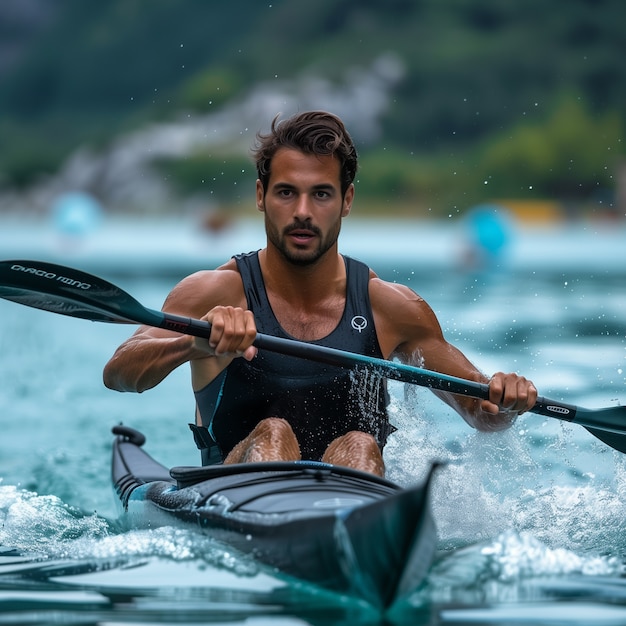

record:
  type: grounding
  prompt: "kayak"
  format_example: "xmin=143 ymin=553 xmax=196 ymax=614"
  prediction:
xmin=111 ymin=425 xmax=439 ymax=609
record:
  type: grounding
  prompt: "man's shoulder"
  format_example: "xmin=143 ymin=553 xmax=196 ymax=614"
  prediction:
xmin=180 ymin=261 xmax=241 ymax=287
xmin=369 ymin=276 xmax=441 ymax=356
xmin=368 ymin=275 xmax=420 ymax=302
xmin=369 ymin=277 xmax=431 ymax=322
xmin=165 ymin=263 xmax=246 ymax=314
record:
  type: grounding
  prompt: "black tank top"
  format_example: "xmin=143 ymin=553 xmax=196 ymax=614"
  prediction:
xmin=194 ymin=251 xmax=391 ymax=462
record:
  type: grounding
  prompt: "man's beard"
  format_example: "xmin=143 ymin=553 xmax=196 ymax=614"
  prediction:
xmin=265 ymin=216 xmax=341 ymax=266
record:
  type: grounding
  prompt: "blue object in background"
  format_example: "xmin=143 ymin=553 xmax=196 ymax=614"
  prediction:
xmin=462 ymin=203 xmax=514 ymax=268
xmin=51 ymin=191 xmax=103 ymax=237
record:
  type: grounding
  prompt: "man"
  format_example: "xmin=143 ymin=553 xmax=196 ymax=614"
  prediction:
xmin=103 ymin=110 xmax=537 ymax=477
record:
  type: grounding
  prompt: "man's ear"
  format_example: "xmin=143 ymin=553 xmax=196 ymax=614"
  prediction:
xmin=256 ymin=180 xmax=265 ymax=212
xmin=342 ymin=183 xmax=354 ymax=217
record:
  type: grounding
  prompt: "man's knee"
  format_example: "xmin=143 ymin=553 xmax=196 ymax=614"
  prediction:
xmin=253 ymin=417 xmax=296 ymax=439
xmin=335 ymin=430 xmax=380 ymax=452
xmin=322 ymin=430 xmax=384 ymax=476
xmin=231 ymin=417 xmax=300 ymax=463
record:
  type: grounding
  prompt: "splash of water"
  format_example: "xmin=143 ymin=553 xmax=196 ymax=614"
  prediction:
xmin=405 ymin=529 xmax=624 ymax=613
xmin=0 ymin=484 xmax=109 ymax=553
xmin=382 ymin=381 xmax=626 ymax=560
xmin=0 ymin=483 xmax=258 ymax=576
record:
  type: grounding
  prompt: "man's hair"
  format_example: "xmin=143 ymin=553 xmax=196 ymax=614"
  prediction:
xmin=253 ymin=111 xmax=358 ymax=197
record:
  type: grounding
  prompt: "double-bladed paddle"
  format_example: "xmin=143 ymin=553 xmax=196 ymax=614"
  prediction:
xmin=1 ymin=259 xmax=625 ymax=453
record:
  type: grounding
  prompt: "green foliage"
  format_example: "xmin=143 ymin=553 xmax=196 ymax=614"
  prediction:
xmin=0 ymin=120 xmax=68 ymax=188
xmin=0 ymin=140 xmax=60 ymax=189
xmin=153 ymin=152 xmax=254 ymax=203
xmin=179 ymin=68 xmax=242 ymax=112
xmin=356 ymin=149 xmax=447 ymax=209
xmin=477 ymin=96 xmax=623 ymax=199
xmin=0 ymin=0 xmax=624 ymax=212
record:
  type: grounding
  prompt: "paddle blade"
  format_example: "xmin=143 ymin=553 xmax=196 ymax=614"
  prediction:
xmin=584 ymin=427 xmax=626 ymax=454
xmin=0 ymin=260 xmax=161 ymax=325
xmin=571 ymin=405 xmax=626 ymax=453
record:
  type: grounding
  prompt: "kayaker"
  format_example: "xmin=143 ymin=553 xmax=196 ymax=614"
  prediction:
xmin=103 ymin=110 xmax=537 ymax=476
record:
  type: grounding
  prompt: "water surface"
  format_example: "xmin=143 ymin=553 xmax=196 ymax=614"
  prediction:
xmin=1 ymin=218 xmax=626 ymax=624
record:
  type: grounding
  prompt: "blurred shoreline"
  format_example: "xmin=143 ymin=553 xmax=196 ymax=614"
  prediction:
xmin=1 ymin=215 xmax=624 ymax=278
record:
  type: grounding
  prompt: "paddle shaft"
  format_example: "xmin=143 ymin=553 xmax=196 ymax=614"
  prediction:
xmin=1 ymin=259 xmax=625 ymax=449
xmin=157 ymin=310 xmax=582 ymax=425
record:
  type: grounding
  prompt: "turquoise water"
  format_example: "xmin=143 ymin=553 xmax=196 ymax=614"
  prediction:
xmin=1 ymin=219 xmax=626 ymax=624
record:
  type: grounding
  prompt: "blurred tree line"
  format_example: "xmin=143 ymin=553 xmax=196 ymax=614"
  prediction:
xmin=0 ymin=0 xmax=623 ymax=216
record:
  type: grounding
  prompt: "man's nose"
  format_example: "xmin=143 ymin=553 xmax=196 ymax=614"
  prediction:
xmin=293 ymin=195 xmax=313 ymax=220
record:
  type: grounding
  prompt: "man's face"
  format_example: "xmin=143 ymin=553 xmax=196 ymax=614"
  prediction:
xmin=257 ymin=148 xmax=353 ymax=266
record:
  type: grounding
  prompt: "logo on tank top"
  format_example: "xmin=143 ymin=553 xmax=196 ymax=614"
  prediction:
xmin=351 ymin=315 xmax=368 ymax=332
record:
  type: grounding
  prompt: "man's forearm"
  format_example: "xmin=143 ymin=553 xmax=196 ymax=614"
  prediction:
xmin=103 ymin=335 xmax=193 ymax=393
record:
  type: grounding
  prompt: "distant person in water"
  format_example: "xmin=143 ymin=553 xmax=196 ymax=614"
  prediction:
xmin=103 ymin=110 xmax=537 ymax=477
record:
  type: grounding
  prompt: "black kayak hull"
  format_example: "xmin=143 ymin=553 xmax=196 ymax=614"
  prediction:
xmin=111 ymin=425 xmax=438 ymax=609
